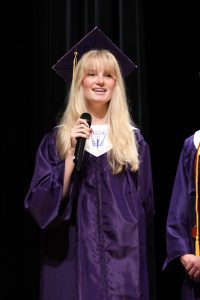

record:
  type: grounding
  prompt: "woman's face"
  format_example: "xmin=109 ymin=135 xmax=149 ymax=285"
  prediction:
xmin=82 ymin=66 xmax=116 ymax=106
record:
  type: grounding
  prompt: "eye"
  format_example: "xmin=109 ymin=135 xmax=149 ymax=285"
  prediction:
xmin=104 ymin=73 xmax=113 ymax=78
xmin=87 ymin=71 xmax=96 ymax=76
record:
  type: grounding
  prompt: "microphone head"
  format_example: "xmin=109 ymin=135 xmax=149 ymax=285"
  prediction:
xmin=80 ymin=112 xmax=92 ymax=127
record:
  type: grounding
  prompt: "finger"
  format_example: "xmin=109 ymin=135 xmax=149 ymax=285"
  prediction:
xmin=71 ymin=129 xmax=90 ymax=141
xmin=185 ymin=263 xmax=194 ymax=271
xmin=188 ymin=266 xmax=196 ymax=276
xmin=71 ymin=138 xmax=77 ymax=148
xmin=76 ymin=118 xmax=90 ymax=127
xmin=190 ymin=272 xmax=200 ymax=281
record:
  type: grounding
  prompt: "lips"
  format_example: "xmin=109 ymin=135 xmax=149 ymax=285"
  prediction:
xmin=93 ymin=88 xmax=106 ymax=92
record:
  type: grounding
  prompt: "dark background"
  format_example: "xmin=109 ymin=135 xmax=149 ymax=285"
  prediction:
xmin=2 ymin=1 xmax=199 ymax=299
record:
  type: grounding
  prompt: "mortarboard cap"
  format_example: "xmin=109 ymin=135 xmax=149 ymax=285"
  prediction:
xmin=52 ymin=26 xmax=137 ymax=83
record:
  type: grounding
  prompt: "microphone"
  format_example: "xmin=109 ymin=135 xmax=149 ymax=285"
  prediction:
xmin=73 ymin=112 xmax=92 ymax=171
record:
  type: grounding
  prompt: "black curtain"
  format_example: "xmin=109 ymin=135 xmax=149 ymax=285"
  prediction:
xmin=2 ymin=1 xmax=199 ymax=299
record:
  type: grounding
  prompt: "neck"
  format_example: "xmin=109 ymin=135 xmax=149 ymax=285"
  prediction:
xmin=91 ymin=114 xmax=108 ymax=125
xmin=87 ymin=103 xmax=109 ymax=125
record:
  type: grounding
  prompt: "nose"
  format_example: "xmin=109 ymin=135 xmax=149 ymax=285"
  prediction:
xmin=96 ymin=74 xmax=104 ymax=85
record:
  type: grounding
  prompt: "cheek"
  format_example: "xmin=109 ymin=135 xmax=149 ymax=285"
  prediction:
xmin=82 ymin=77 xmax=92 ymax=88
xmin=109 ymin=81 xmax=116 ymax=92
xmin=82 ymin=79 xmax=92 ymax=97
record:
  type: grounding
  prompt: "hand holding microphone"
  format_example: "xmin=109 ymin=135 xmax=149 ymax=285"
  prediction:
xmin=71 ymin=113 xmax=92 ymax=171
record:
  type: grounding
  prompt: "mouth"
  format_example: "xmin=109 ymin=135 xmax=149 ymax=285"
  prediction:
xmin=93 ymin=88 xmax=107 ymax=94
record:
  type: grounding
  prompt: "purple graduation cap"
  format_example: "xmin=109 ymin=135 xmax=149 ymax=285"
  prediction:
xmin=52 ymin=26 xmax=137 ymax=83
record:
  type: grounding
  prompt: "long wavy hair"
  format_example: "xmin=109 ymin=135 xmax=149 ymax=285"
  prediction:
xmin=56 ymin=49 xmax=139 ymax=174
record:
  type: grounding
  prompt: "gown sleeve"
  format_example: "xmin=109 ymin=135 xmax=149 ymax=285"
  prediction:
xmin=135 ymin=130 xmax=155 ymax=223
xmin=24 ymin=130 xmax=72 ymax=229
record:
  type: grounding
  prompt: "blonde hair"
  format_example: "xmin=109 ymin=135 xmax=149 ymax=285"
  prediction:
xmin=56 ymin=49 xmax=139 ymax=174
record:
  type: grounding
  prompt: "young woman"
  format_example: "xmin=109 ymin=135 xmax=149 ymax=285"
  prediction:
xmin=24 ymin=28 xmax=154 ymax=300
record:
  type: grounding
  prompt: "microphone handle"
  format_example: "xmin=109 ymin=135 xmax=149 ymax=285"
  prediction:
xmin=73 ymin=137 xmax=86 ymax=171
xmin=73 ymin=112 xmax=92 ymax=171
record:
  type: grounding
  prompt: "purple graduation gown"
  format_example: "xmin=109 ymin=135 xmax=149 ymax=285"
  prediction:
xmin=163 ymin=134 xmax=200 ymax=300
xmin=24 ymin=128 xmax=154 ymax=300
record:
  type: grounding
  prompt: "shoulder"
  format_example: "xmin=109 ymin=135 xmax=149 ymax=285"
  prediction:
xmin=181 ymin=131 xmax=199 ymax=168
xmin=39 ymin=127 xmax=57 ymax=148
xmin=131 ymin=126 xmax=146 ymax=145
xmin=182 ymin=131 xmax=198 ymax=155
xmin=37 ymin=127 xmax=59 ymax=160
xmin=193 ymin=129 xmax=200 ymax=149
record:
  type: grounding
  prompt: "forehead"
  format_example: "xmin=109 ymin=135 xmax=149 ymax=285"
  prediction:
xmin=84 ymin=56 xmax=115 ymax=72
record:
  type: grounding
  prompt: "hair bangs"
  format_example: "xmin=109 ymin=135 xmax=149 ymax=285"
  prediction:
xmin=82 ymin=50 xmax=117 ymax=78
